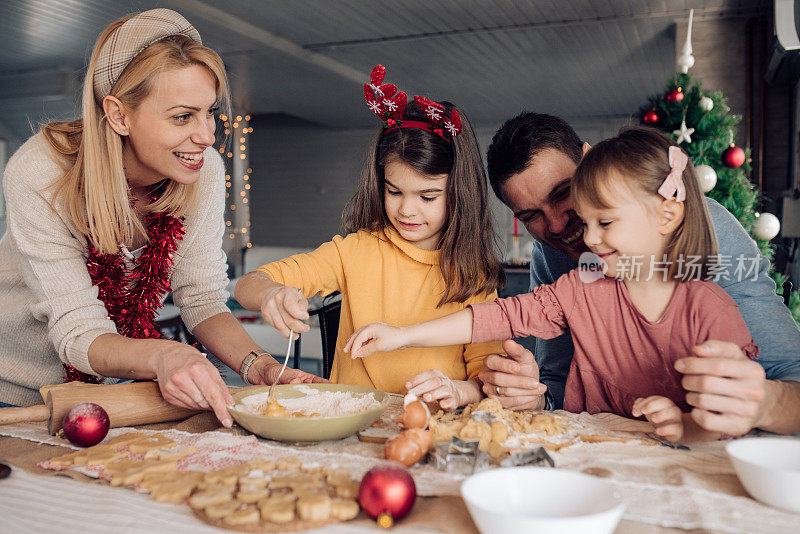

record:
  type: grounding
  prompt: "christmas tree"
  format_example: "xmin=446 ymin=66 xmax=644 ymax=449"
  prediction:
xmin=638 ymin=71 xmax=800 ymax=325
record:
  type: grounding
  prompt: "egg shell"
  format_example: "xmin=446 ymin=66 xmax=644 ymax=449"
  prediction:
xmin=403 ymin=393 xmax=419 ymax=408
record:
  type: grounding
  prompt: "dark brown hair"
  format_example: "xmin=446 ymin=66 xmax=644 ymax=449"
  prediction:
xmin=572 ymin=126 xmax=718 ymax=281
xmin=342 ymin=100 xmax=505 ymax=306
xmin=486 ymin=112 xmax=583 ymax=204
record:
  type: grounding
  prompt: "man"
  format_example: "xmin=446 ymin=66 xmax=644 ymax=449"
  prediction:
xmin=477 ymin=112 xmax=800 ymax=436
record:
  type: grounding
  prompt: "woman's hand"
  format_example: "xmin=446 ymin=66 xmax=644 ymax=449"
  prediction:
xmin=259 ymin=285 xmax=310 ymax=339
xmin=406 ymin=370 xmax=479 ymax=410
xmin=476 ymin=340 xmax=547 ymax=410
xmin=632 ymin=395 xmax=683 ymax=442
xmin=345 ymin=322 xmax=409 ymax=358
xmin=247 ymin=356 xmax=328 ymax=385
xmin=148 ymin=340 xmax=235 ymax=427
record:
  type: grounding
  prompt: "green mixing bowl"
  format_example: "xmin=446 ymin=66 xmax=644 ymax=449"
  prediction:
xmin=228 ymin=383 xmax=390 ymax=442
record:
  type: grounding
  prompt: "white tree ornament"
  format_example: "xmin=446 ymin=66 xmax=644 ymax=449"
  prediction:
xmin=699 ymin=96 xmax=714 ymax=111
xmin=673 ymin=119 xmax=695 ymax=144
xmin=753 ymin=212 xmax=781 ymax=240
xmin=676 ymin=9 xmax=695 ymax=73
xmin=695 ymin=164 xmax=717 ymax=192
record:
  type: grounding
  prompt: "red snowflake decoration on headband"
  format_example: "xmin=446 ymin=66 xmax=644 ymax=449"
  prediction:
xmin=414 ymin=96 xmax=463 ymax=138
xmin=364 ymin=64 xmax=462 ymax=141
xmin=416 ymin=96 xmax=445 ymax=122
xmin=364 ymin=65 xmax=407 ymax=125
xmin=443 ymin=110 xmax=462 ymax=137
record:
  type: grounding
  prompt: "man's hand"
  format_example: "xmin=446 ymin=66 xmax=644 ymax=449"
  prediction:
xmin=676 ymin=340 xmax=766 ymax=436
xmin=477 ymin=340 xmax=547 ymax=410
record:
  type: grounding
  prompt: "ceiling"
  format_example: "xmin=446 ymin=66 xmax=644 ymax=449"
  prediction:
xmin=0 ymin=0 xmax=772 ymax=143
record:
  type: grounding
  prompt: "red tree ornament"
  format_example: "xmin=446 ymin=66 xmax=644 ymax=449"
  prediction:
xmin=62 ymin=403 xmax=110 ymax=447
xmin=643 ymin=110 xmax=659 ymax=125
xmin=359 ymin=464 xmax=417 ymax=527
xmin=666 ymin=87 xmax=684 ymax=103
xmin=722 ymin=144 xmax=745 ymax=168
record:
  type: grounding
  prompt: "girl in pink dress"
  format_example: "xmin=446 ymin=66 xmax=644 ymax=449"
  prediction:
xmin=345 ymin=127 xmax=758 ymax=443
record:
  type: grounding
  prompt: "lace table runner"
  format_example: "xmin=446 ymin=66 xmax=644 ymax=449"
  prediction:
xmin=2 ymin=409 xmax=798 ymax=533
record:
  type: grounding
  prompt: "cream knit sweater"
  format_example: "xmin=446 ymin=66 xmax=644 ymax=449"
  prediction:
xmin=0 ymin=134 xmax=231 ymax=406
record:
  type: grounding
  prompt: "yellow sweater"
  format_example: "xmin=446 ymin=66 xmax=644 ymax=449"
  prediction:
xmin=257 ymin=227 xmax=503 ymax=394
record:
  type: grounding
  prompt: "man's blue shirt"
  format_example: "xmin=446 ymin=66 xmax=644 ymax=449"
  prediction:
xmin=529 ymin=197 xmax=800 ymax=409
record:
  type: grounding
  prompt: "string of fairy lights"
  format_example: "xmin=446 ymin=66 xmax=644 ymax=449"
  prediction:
xmin=218 ymin=112 xmax=253 ymax=266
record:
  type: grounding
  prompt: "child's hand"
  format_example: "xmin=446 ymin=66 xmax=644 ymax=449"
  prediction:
xmin=406 ymin=370 xmax=463 ymax=410
xmin=259 ymin=286 xmax=309 ymax=339
xmin=632 ymin=396 xmax=684 ymax=442
xmin=345 ymin=322 xmax=408 ymax=358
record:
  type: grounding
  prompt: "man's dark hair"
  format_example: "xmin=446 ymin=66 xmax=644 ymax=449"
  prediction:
xmin=486 ymin=112 xmax=582 ymax=204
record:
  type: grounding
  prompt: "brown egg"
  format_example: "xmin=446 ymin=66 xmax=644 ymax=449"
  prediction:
xmin=405 ymin=428 xmax=433 ymax=450
xmin=401 ymin=400 xmax=430 ymax=430
xmin=384 ymin=429 xmax=432 ymax=467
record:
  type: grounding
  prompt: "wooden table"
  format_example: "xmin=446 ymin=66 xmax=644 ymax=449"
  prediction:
xmin=0 ymin=432 xmax=691 ymax=534
xmin=1 ymin=406 xmax=796 ymax=534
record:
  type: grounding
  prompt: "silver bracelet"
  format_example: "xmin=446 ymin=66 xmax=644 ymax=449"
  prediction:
xmin=239 ymin=349 xmax=270 ymax=385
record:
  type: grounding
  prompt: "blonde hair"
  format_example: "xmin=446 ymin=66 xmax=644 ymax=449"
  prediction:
xmin=572 ymin=126 xmax=718 ymax=281
xmin=42 ymin=15 xmax=230 ymax=254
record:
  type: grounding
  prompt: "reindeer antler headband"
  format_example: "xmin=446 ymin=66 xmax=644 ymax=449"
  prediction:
xmin=363 ymin=65 xmax=462 ymax=142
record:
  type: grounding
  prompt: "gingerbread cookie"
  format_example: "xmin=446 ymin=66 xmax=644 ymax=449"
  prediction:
xmin=189 ymin=486 xmax=237 ymax=508
xmin=222 ymin=505 xmax=260 ymax=526
xmin=141 ymin=471 xmax=203 ymax=502
xmin=127 ymin=435 xmax=177 ymax=454
xmin=296 ymin=495 xmax=331 ymax=522
xmin=259 ymin=502 xmax=295 ymax=523
xmin=330 ymin=498 xmax=360 ymax=521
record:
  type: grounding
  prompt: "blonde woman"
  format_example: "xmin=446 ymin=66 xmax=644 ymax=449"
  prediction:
xmin=0 ymin=9 xmax=323 ymax=421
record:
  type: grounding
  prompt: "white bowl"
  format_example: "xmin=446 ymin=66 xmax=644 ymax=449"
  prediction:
xmin=726 ymin=437 xmax=800 ymax=513
xmin=461 ymin=467 xmax=626 ymax=534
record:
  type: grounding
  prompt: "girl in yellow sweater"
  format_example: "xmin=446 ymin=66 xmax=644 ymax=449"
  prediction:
xmin=235 ymin=65 xmax=505 ymax=408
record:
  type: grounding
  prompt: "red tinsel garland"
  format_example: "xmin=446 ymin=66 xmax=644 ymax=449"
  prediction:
xmin=62 ymin=210 xmax=185 ymax=383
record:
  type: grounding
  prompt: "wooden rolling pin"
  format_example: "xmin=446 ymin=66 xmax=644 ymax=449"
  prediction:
xmin=0 ymin=381 xmax=258 ymax=435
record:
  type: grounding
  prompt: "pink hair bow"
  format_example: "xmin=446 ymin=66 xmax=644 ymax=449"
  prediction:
xmin=658 ymin=146 xmax=688 ymax=202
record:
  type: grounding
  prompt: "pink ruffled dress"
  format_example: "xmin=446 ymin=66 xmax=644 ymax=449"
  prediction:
xmin=471 ymin=269 xmax=758 ymax=418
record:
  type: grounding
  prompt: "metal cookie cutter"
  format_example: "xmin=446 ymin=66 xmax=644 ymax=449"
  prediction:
xmin=500 ymin=447 xmax=555 ymax=468
xmin=645 ymin=433 xmax=690 ymax=451
xmin=450 ymin=435 xmax=479 ymax=454
xmin=430 ymin=436 xmax=491 ymax=474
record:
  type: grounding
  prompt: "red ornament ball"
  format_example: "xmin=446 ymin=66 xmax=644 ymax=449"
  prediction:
xmin=359 ymin=464 xmax=417 ymax=527
xmin=722 ymin=144 xmax=746 ymax=168
xmin=666 ymin=88 xmax=684 ymax=103
xmin=643 ymin=110 xmax=659 ymax=125
xmin=62 ymin=402 xmax=110 ymax=447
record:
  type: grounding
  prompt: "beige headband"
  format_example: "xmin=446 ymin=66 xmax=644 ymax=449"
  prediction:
xmin=93 ymin=8 xmax=201 ymax=101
